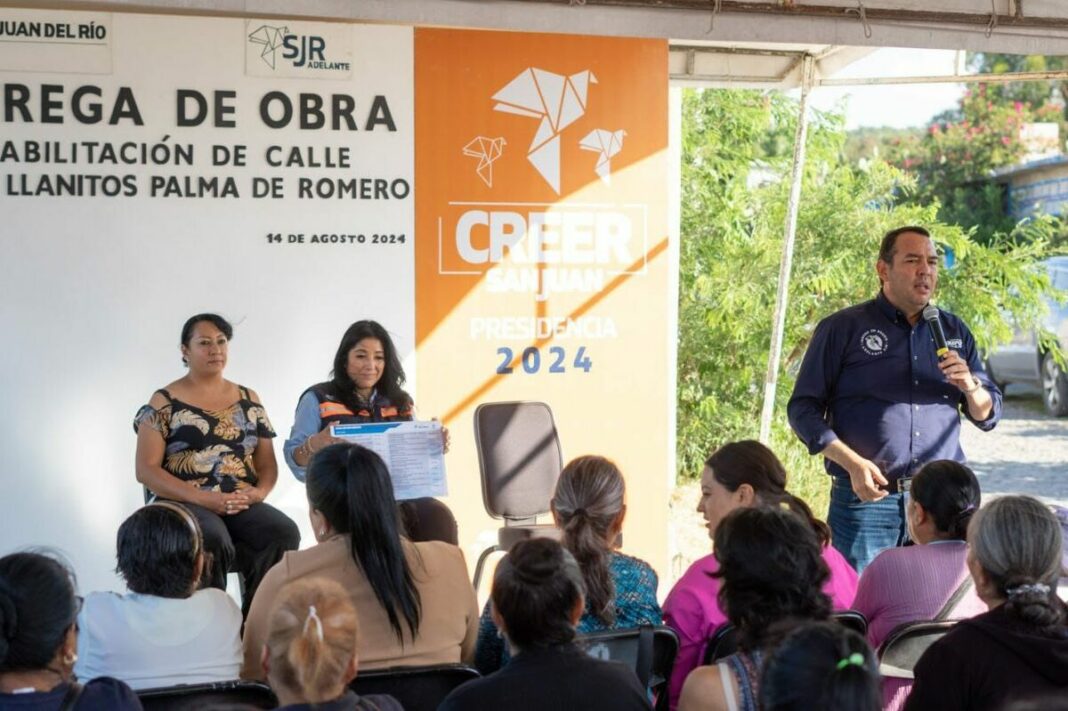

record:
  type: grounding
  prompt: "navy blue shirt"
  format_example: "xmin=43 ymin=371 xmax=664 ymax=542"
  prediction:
xmin=787 ymin=292 xmax=1002 ymax=483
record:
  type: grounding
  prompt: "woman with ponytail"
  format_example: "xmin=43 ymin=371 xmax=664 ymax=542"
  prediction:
xmin=907 ymin=495 xmax=1068 ymax=710
xmin=263 ymin=578 xmax=401 ymax=710
xmin=853 ymin=459 xmax=986 ymax=710
xmin=760 ymin=621 xmax=880 ymax=711
xmin=663 ymin=440 xmax=858 ymax=710
xmin=242 ymin=443 xmax=478 ymax=680
xmin=0 ymin=552 xmax=141 ymax=710
xmin=474 ymin=455 xmax=661 ymax=674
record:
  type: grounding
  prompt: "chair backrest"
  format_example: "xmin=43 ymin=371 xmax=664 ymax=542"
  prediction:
xmin=350 ymin=663 xmax=480 ymax=711
xmin=474 ymin=401 xmax=563 ymax=521
xmin=702 ymin=611 xmax=869 ymax=665
xmin=832 ymin=609 xmax=868 ymax=636
xmin=703 ymin=622 xmax=739 ymax=665
xmin=137 ymin=680 xmax=277 ymax=710
xmin=877 ymin=620 xmax=958 ymax=680
xmin=578 ymin=625 xmax=680 ymax=711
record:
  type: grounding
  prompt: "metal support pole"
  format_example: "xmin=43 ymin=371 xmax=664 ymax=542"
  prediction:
xmin=758 ymin=54 xmax=814 ymax=444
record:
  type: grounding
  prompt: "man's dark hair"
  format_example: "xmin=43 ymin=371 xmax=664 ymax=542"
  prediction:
xmin=116 ymin=504 xmax=202 ymax=598
xmin=491 ymin=538 xmax=585 ymax=651
xmin=879 ymin=225 xmax=931 ymax=265
xmin=712 ymin=506 xmax=832 ymax=651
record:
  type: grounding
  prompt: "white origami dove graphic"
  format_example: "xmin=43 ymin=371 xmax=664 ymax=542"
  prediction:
xmin=579 ymin=129 xmax=626 ymax=184
xmin=248 ymin=25 xmax=289 ymax=69
xmin=462 ymin=136 xmax=507 ymax=187
xmin=492 ymin=68 xmax=597 ymax=194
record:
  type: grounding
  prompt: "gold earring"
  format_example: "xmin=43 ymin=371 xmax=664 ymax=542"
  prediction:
xmin=63 ymin=652 xmax=78 ymax=666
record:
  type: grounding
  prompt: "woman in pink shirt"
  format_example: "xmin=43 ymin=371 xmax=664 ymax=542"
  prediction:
xmin=663 ymin=440 xmax=858 ymax=710
xmin=853 ymin=459 xmax=985 ymax=711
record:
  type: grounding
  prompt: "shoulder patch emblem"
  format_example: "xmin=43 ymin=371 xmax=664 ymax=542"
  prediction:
xmin=860 ymin=329 xmax=889 ymax=356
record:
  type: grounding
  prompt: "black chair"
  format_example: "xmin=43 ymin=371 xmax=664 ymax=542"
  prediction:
xmin=137 ymin=680 xmax=277 ymax=710
xmin=350 ymin=663 xmax=480 ymax=711
xmin=471 ymin=401 xmax=564 ymax=590
xmin=703 ymin=610 xmax=869 ymax=665
xmin=577 ymin=625 xmax=680 ymax=711
xmin=832 ymin=609 xmax=868 ymax=637
xmin=877 ymin=620 xmax=957 ymax=679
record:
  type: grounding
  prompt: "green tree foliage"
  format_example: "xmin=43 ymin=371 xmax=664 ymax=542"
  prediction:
xmin=878 ymin=85 xmax=1049 ymax=244
xmin=967 ymin=53 xmax=1068 ymax=120
xmin=678 ymin=89 xmax=1062 ymax=507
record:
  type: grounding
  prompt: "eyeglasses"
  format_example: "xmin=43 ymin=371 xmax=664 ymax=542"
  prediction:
xmin=897 ymin=477 xmax=913 ymax=494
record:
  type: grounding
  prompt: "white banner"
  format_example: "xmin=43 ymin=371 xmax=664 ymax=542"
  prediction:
xmin=0 ymin=11 xmax=414 ymax=592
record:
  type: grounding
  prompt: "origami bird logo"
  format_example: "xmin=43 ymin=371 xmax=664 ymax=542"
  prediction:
xmin=492 ymin=68 xmax=597 ymax=194
xmin=462 ymin=136 xmax=507 ymax=187
xmin=248 ymin=25 xmax=289 ymax=69
xmin=579 ymin=129 xmax=626 ymax=185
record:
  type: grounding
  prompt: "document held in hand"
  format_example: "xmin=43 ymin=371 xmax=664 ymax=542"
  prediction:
xmin=330 ymin=420 xmax=447 ymax=499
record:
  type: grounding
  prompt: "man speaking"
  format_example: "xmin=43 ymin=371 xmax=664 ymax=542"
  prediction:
xmin=788 ymin=226 xmax=1001 ymax=571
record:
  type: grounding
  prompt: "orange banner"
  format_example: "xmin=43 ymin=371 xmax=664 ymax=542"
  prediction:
xmin=414 ymin=28 xmax=670 ymax=589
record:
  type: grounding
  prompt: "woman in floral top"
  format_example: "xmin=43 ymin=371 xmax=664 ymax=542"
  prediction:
xmin=134 ymin=313 xmax=299 ymax=616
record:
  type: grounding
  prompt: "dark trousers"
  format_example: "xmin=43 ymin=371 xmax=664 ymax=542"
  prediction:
xmin=175 ymin=500 xmax=300 ymax=618
xmin=399 ymin=497 xmax=458 ymax=545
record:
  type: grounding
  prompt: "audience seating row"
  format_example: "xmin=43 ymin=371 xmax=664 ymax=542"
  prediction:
xmin=135 ymin=625 xmax=680 ymax=711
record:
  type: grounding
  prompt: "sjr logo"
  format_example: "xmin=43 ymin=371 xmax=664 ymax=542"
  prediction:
xmin=248 ymin=25 xmax=327 ymax=69
xmin=283 ymin=34 xmax=325 ymax=67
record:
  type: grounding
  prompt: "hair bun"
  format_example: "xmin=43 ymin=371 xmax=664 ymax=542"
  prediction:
xmin=510 ymin=539 xmax=563 ymax=586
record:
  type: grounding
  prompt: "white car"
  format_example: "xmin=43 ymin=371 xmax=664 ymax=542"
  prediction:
xmin=984 ymin=256 xmax=1068 ymax=416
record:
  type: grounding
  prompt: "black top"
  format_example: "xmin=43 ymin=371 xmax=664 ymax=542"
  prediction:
xmin=906 ymin=602 xmax=1068 ymax=711
xmin=0 ymin=678 xmax=142 ymax=710
xmin=439 ymin=643 xmax=651 ymax=711
xmin=133 ymin=386 xmax=276 ymax=492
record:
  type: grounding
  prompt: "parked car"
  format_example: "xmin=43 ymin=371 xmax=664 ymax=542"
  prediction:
xmin=984 ymin=256 xmax=1068 ymax=416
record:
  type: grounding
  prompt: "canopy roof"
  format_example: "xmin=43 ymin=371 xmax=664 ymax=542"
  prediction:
xmin=35 ymin=0 xmax=1068 ymax=55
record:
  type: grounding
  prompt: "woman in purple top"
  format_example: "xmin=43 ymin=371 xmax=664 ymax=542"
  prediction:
xmin=663 ymin=441 xmax=858 ymax=710
xmin=853 ymin=459 xmax=986 ymax=711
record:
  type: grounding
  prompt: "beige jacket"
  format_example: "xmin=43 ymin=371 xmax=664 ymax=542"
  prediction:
xmin=241 ymin=535 xmax=478 ymax=679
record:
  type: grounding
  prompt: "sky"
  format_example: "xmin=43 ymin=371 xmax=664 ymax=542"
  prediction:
xmin=807 ymin=48 xmax=966 ymax=130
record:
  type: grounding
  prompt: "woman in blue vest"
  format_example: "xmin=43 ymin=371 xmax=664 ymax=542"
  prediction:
xmin=283 ymin=320 xmax=456 ymax=543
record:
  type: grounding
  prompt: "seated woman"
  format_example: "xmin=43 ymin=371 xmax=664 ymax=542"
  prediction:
xmin=664 ymin=441 xmax=857 ymax=709
xmin=0 ymin=552 xmax=141 ymax=710
xmin=261 ymin=578 xmax=402 ymax=711
xmin=907 ymin=495 xmax=1068 ymax=711
xmin=440 ymin=538 xmax=651 ymax=711
xmin=134 ymin=313 xmax=300 ymax=617
xmin=475 ymin=455 xmax=662 ymax=674
xmin=760 ymin=621 xmax=880 ymax=711
xmin=852 ymin=460 xmax=986 ymax=711
xmin=678 ymin=506 xmax=833 ymax=711
xmin=75 ymin=502 xmax=242 ymax=689
xmin=242 ymin=443 xmax=478 ymax=679
xmin=283 ymin=319 xmax=455 ymax=544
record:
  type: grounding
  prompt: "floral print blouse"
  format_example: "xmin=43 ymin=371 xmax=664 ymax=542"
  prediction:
xmin=134 ymin=386 xmax=275 ymax=492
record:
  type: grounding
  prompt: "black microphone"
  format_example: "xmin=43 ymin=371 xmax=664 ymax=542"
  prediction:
xmin=923 ymin=304 xmax=949 ymax=360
